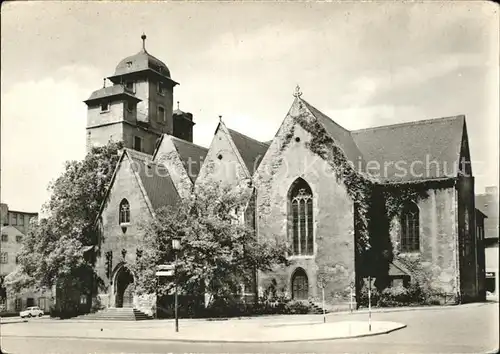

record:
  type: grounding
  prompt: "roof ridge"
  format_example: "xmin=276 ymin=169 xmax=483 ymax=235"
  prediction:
xmin=301 ymin=99 xmax=351 ymax=133
xmin=170 ymin=136 xmax=208 ymax=152
xmin=124 ymin=148 xmax=153 ymax=159
xmin=227 ymin=128 xmax=270 ymax=147
xmin=352 ymin=115 xmax=465 ymax=134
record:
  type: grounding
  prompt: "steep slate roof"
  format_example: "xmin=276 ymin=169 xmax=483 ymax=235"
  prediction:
xmin=127 ymin=151 xmax=180 ymax=210
xmin=389 ymin=259 xmax=412 ymax=277
xmin=170 ymin=137 xmax=208 ymax=182
xmin=227 ymin=128 xmax=270 ymax=174
xmin=351 ymin=116 xmax=465 ymax=182
xmin=84 ymin=85 xmax=142 ymax=105
xmin=302 ymin=100 xmax=366 ymax=172
xmin=125 ymin=148 xmax=153 ymax=162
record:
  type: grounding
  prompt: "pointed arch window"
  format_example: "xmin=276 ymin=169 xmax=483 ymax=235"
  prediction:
xmin=400 ymin=202 xmax=419 ymax=253
xmin=289 ymin=178 xmax=313 ymax=256
xmin=119 ymin=199 xmax=130 ymax=224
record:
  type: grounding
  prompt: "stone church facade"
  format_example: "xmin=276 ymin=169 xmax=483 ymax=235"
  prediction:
xmin=88 ymin=37 xmax=484 ymax=316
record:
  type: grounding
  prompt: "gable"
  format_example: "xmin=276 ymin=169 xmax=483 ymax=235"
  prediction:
xmin=99 ymin=150 xmax=180 ymax=225
xmin=196 ymin=122 xmax=249 ymax=187
xmin=100 ymin=152 xmax=154 ymax=228
xmin=458 ymin=121 xmax=472 ymax=176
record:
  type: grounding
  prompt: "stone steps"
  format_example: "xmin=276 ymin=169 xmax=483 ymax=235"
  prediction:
xmin=308 ymin=301 xmax=327 ymax=314
xmin=77 ymin=307 xmax=153 ymax=321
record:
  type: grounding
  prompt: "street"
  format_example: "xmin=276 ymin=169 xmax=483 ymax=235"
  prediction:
xmin=1 ymin=302 xmax=498 ymax=354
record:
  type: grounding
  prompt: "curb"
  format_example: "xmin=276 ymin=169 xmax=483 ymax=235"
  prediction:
xmin=337 ymin=301 xmax=492 ymax=316
xmin=0 ymin=320 xmax=28 ymax=325
xmin=1 ymin=324 xmax=407 ymax=343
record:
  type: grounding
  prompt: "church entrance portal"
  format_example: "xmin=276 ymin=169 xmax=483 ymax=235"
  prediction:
xmin=291 ymin=268 xmax=309 ymax=300
xmin=115 ymin=267 xmax=134 ymax=308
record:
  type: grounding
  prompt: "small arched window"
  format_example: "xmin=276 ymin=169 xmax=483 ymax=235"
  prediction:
xmin=119 ymin=199 xmax=130 ymax=224
xmin=289 ymin=178 xmax=313 ymax=256
xmin=400 ymin=202 xmax=419 ymax=252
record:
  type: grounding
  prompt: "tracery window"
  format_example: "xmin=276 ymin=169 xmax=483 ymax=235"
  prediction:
xmin=289 ymin=178 xmax=313 ymax=256
xmin=400 ymin=202 xmax=420 ymax=252
xmin=119 ymin=199 xmax=130 ymax=224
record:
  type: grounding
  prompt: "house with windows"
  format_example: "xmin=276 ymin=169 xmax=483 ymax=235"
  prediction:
xmin=476 ymin=186 xmax=499 ymax=299
xmin=0 ymin=204 xmax=51 ymax=313
xmin=88 ymin=36 xmax=483 ymax=317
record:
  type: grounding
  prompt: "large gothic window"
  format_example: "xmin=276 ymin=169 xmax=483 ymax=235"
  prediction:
xmin=400 ymin=202 xmax=419 ymax=252
xmin=289 ymin=178 xmax=313 ymax=256
xmin=119 ymin=199 xmax=130 ymax=224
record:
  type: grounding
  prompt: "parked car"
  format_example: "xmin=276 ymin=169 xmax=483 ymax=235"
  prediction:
xmin=20 ymin=306 xmax=44 ymax=318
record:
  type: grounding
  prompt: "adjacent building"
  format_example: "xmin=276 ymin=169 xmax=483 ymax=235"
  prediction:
xmin=476 ymin=186 xmax=499 ymax=299
xmin=0 ymin=203 xmax=51 ymax=312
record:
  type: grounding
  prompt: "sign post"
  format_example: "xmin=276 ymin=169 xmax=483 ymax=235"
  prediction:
xmin=171 ymin=237 xmax=181 ymax=333
xmin=349 ymin=282 xmax=354 ymax=314
xmin=156 ymin=264 xmax=176 ymax=325
xmin=318 ymin=279 xmax=326 ymax=323
xmin=368 ymin=276 xmax=372 ymax=332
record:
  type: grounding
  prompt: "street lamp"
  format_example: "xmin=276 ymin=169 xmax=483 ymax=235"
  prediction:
xmin=172 ymin=236 xmax=181 ymax=333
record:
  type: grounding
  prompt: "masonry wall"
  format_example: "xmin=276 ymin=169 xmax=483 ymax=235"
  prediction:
xmin=147 ymin=80 xmax=174 ymax=134
xmin=457 ymin=175 xmax=479 ymax=301
xmin=96 ymin=155 xmax=155 ymax=314
xmin=122 ymin=124 xmax=160 ymax=155
xmin=87 ymin=101 xmax=124 ymax=128
xmin=255 ymin=121 xmax=355 ymax=306
xmin=86 ymin=124 xmax=123 ymax=151
xmin=390 ymin=187 xmax=460 ymax=301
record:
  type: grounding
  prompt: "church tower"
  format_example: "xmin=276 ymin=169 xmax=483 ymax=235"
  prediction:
xmin=84 ymin=34 xmax=195 ymax=154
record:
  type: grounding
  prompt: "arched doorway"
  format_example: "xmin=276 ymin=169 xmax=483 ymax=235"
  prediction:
xmin=115 ymin=266 xmax=134 ymax=308
xmin=291 ymin=268 xmax=309 ymax=300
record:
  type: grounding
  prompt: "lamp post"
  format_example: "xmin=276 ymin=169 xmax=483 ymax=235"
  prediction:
xmin=172 ymin=237 xmax=181 ymax=333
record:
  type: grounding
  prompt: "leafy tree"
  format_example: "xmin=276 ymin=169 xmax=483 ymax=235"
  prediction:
xmin=131 ymin=183 xmax=289 ymax=306
xmin=5 ymin=142 xmax=123 ymax=300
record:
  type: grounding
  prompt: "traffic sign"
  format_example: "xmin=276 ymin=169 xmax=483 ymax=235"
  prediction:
xmin=157 ymin=264 xmax=175 ymax=271
xmin=156 ymin=270 xmax=174 ymax=277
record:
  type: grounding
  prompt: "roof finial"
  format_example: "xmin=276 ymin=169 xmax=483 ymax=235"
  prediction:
xmin=219 ymin=115 xmax=222 ymax=122
xmin=293 ymin=84 xmax=302 ymax=98
xmin=141 ymin=33 xmax=147 ymax=51
xmin=103 ymin=78 xmax=106 ymax=88
xmin=177 ymin=101 xmax=180 ymax=110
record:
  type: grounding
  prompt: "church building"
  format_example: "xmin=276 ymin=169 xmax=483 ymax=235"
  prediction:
xmin=87 ymin=36 xmax=484 ymax=316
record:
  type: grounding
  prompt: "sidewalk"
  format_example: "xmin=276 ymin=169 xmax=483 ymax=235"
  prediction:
xmin=0 ymin=317 xmax=406 ymax=343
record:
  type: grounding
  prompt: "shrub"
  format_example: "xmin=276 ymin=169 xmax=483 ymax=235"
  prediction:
xmin=357 ymin=284 xmax=380 ymax=307
xmin=285 ymin=300 xmax=311 ymax=314
xmin=90 ymin=296 xmax=104 ymax=313
xmin=378 ymin=286 xmax=409 ymax=307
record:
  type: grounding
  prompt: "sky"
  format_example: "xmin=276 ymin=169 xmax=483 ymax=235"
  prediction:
xmin=1 ymin=1 xmax=499 ymax=212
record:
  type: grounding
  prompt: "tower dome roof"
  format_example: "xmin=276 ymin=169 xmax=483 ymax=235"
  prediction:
xmin=114 ymin=50 xmax=171 ymax=78
xmin=113 ymin=34 xmax=171 ymax=78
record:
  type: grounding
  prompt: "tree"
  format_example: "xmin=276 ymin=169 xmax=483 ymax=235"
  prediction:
xmin=131 ymin=183 xmax=289 ymax=306
xmin=5 ymin=142 xmax=123 ymax=301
